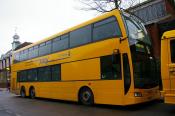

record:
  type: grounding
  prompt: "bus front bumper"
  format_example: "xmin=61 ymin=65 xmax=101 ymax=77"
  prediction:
xmin=164 ymin=94 xmax=175 ymax=104
xmin=124 ymin=87 xmax=160 ymax=105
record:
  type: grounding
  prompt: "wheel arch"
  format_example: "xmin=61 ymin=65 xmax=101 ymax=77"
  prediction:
xmin=20 ymin=86 xmax=26 ymax=91
xmin=29 ymin=86 xmax=35 ymax=91
xmin=20 ymin=85 xmax=26 ymax=97
xmin=29 ymin=85 xmax=36 ymax=98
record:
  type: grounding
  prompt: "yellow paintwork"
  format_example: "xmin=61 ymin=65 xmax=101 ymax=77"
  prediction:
xmin=11 ymin=9 xmax=159 ymax=106
xmin=161 ymin=30 xmax=175 ymax=104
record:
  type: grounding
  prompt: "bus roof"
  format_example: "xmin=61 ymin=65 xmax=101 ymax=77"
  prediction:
xmin=14 ymin=9 xmax=121 ymax=53
xmin=162 ymin=30 xmax=175 ymax=39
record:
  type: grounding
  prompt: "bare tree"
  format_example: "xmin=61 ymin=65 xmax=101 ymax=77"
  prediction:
xmin=79 ymin=0 xmax=144 ymax=13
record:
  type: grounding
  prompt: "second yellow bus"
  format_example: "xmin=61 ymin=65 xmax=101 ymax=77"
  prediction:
xmin=161 ymin=30 xmax=175 ymax=104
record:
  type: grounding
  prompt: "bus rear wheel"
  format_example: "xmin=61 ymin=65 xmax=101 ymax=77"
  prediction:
xmin=29 ymin=87 xmax=35 ymax=99
xmin=79 ymin=87 xmax=94 ymax=105
xmin=20 ymin=87 xmax=26 ymax=98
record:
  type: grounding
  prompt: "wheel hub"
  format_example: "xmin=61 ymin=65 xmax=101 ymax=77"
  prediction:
xmin=82 ymin=91 xmax=90 ymax=101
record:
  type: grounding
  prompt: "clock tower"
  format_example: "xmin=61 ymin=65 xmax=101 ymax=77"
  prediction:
xmin=12 ymin=33 xmax=21 ymax=50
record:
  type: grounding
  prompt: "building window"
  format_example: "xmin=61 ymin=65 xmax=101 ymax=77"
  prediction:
xmin=6 ymin=58 xmax=9 ymax=67
xmin=0 ymin=61 xmax=2 ymax=70
xmin=2 ymin=60 xmax=6 ymax=69
xmin=133 ymin=1 xmax=167 ymax=23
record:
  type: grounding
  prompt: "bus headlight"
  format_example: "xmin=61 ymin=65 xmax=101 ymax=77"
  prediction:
xmin=134 ymin=92 xmax=142 ymax=97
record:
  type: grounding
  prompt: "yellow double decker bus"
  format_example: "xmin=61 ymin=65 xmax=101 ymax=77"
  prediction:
xmin=161 ymin=30 xmax=175 ymax=104
xmin=11 ymin=9 xmax=160 ymax=106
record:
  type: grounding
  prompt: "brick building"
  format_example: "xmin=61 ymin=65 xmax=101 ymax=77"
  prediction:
xmin=0 ymin=51 xmax=12 ymax=88
xmin=0 ymin=33 xmax=32 ymax=88
xmin=129 ymin=0 xmax=175 ymax=59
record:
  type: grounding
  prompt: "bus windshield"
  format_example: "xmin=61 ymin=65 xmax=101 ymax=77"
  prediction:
xmin=123 ymin=13 xmax=151 ymax=46
xmin=123 ymin=13 xmax=159 ymax=89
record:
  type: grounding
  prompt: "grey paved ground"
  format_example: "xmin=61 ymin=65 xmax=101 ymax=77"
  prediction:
xmin=0 ymin=91 xmax=174 ymax=116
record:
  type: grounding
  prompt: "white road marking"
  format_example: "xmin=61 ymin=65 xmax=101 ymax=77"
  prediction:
xmin=15 ymin=114 xmax=21 ymax=116
xmin=5 ymin=110 xmax=13 ymax=114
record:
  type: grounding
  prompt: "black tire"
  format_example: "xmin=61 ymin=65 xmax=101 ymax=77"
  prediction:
xmin=29 ymin=87 xmax=35 ymax=99
xmin=20 ymin=87 xmax=26 ymax=98
xmin=79 ymin=87 xmax=94 ymax=105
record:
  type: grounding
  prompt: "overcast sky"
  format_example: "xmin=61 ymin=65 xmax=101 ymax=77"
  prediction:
xmin=0 ymin=0 xmax=98 ymax=55
xmin=0 ymin=0 xmax=146 ymax=55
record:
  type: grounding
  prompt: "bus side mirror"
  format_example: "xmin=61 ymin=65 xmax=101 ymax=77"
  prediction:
xmin=120 ymin=37 xmax=127 ymax=43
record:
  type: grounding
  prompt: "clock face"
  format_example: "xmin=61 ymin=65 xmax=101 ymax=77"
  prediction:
xmin=13 ymin=34 xmax=19 ymax=39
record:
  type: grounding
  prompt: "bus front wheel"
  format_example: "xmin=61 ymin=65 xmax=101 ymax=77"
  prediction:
xmin=79 ymin=87 xmax=94 ymax=105
xmin=29 ymin=87 xmax=35 ymax=99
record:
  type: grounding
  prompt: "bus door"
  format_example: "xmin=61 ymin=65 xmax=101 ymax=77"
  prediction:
xmin=168 ymin=38 xmax=175 ymax=94
xmin=122 ymin=53 xmax=131 ymax=95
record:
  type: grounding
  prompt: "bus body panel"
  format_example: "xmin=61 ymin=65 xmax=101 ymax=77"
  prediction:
xmin=16 ymin=80 xmax=124 ymax=105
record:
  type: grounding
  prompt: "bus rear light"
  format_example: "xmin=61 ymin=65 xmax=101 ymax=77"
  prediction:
xmin=134 ymin=92 xmax=142 ymax=97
